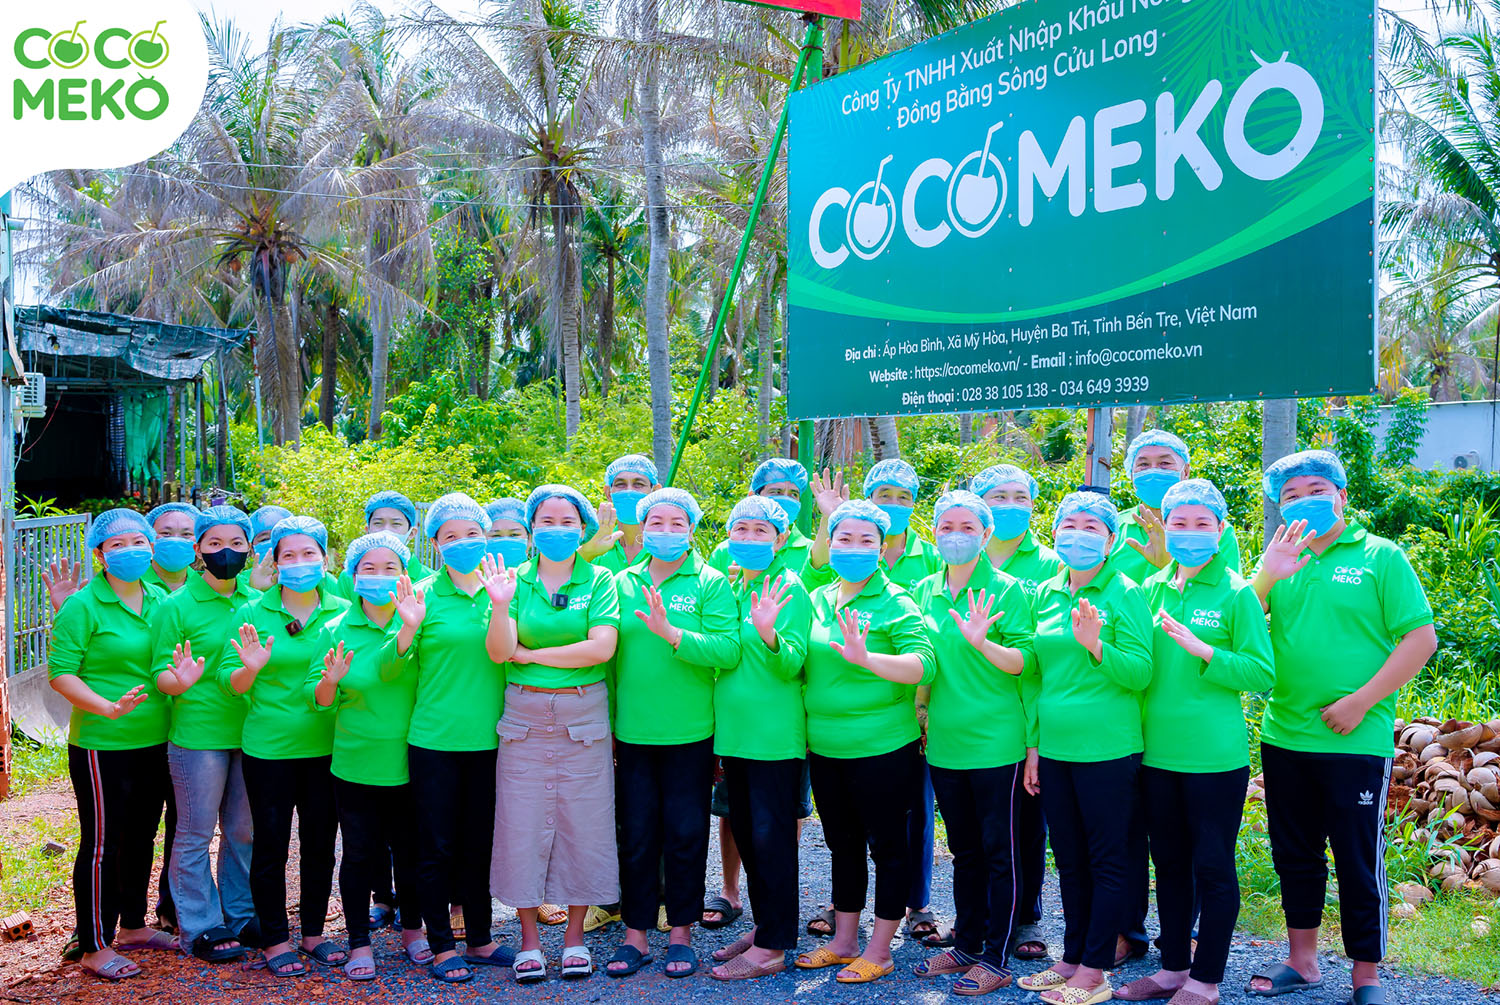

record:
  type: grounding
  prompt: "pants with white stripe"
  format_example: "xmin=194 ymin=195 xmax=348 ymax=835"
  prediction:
xmin=930 ymin=761 xmax=1022 ymax=971
xmin=68 ymin=743 xmax=169 ymax=954
xmin=1261 ymin=742 xmax=1393 ymax=963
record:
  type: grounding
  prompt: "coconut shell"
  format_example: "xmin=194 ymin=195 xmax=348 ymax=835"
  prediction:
xmin=1478 ymin=752 xmax=1500 ymax=769
xmin=1475 ymin=917 xmax=1493 ymax=937
xmin=1426 ymin=761 xmax=1462 ymax=781
xmin=1470 ymin=767 xmax=1499 ymax=788
xmin=1482 ymin=869 xmax=1500 ymax=895
xmin=1392 ymin=902 xmax=1418 ymax=920
xmin=1481 ymin=736 xmax=1500 ymax=754
xmin=1403 ymin=726 xmax=1436 ymax=751
xmin=1422 ymin=743 xmax=1449 ymax=762
xmin=1443 ymin=873 xmax=1468 ymax=892
xmin=1397 ymin=881 xmax=1434 ymax=905
xmin=1416 ymin=716 xmax=1444 ymax=727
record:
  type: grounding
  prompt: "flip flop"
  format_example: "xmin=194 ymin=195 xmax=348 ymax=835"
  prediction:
xmin=190 ymin=927 xmax=246 ymax=963
xmin=836 ymin=957 xmax=895 ymax=983
xmin=583 ymin=905 xmax=621 ymax=933
xmin=1012 ymin=922 xmax=1048 ymax=960
xmin=343 ymin=954 xmax=377 ymax=981
xmin=538 ymin=903 xmax=568 ymax=925
xmin=605 ymin=945 xmax=653 ymax=978
xmin=1039 ymin=983 xmax=1113 ymax=1005
xmin=81 ymin=955 xmax=140 ymax=981
xmin=656 ymin=904 xmax=671 ymax=932
xmin=264 ymin=950 xmax=306 ymax=978
xmin=701 ymin=895 xmax=743 ymax=930
xmin=369 ymin=903 xmax=395 ymax=930
xmin=513 ymin=948 xmax=547 ymax=984
xmin=298 ymin=941 xmax=348 ymax=966
xmin=404 ymin=938 xmax=434 ymax=965
xmin=805 ymin=907 xmax=836 ymax=937
xmin=430 ymin=955 xmax=473 ymax=983
xmin=954 ymin=962 xmax=1014 ymax=996
xmin=905 ymin=909 xmax=941 ymax=941
xmin=115 ymin=930 xmax=177 ymax=951
xmin=1351 ymin=987 xmax=1388 ymax=1005
xmin=1019 ymin=968 xmax=1068 ymax=992
xmin=1166 ymin=991 xmax=1218 ymax=1005
xmin=561 ymin=945 xmax=593 ymax=979
xmin=664 ymin=943 xmax=698 ymax=978
xmin=711 ymin=953 xmax=786 ymax=980
xmin=1244 ymin=962 xmax=1326 ymax=997
xmin=1116 ymin=975 xmax=1178 ymax=1000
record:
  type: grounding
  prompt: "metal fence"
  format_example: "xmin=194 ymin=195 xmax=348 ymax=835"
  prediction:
xmin=413 ymin=502 xmax=437 ymax=571
xmin=9 ymin=514 xmax=92 ymax=678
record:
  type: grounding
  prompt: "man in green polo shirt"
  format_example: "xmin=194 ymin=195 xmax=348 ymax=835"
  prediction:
xmin=332 ymin=491 xmax=433 ymax=599
xmin=582 ymin=453 xmax=660 ymax=573
xmin=708 ymin=458 xmax=816 ymax=579
xmin=1110 ymin=430 xmax=1241 ymax=585
xmin=1246 ymin=450 xmax=1436 ymax=1005
xmin=142 ymin=502 xmax=201 ymax=594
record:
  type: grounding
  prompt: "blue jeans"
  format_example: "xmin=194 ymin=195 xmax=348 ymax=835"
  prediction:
xmin=166 ymin=744 xmax=255 ymax=946
xmin=907 ymin=757 xmax=935 ymax=911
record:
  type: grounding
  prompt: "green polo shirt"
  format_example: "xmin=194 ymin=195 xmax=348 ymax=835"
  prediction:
xmin=992 ymin=530 xmax=1062 ymax=593
xmin=708 ymin=526 xmax=815 ymax=581
xmin=49 ymin=577 xmax=170 ymax=750
xmin=612 ymin=553 xmax=741 ymax=745
xmin=509 ymin=558 xmax=621 ymax=688
xmin=151 ymin=572 xmax=259 ymax=750
xmin=805 ymin=570 xmax=937 ymax=759
xmin=333 ymin=557 xmax=433 ymax=602
xmin=1260 ymin=522 xmax=1433 ymax=757
xmin=914 ymin=555 xmax=1036 ymax=770
xmin=592 ymin=539 xmax=647 ymax=574
xmin=1111 ymin=505 xmax=1243 ymax=584
xmin=1142 ymin=554 xmax=1275 ymax=772
xmin=142 ymin=566 xmax=192 ymax=593
xmin=713 ymin=565 xmax=813 ymax=761
xmin=1023 ymin=558 xmax=1154 ymax=762
xmin=306 ymin=604 xmax=415 ymax=785
xmin=404 ymin=568 xmax=508 ymax=751
xmin=217 ymin=585 xmax=349 ymax=759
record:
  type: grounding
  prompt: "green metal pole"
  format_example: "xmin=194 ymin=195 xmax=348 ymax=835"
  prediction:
xmin=666 ymin=16 xmax=824 ymax=486
xmin=796 ymin=18 xmax=824 ymax=534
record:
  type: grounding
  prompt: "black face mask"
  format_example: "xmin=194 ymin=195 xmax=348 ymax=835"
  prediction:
xmin=201 ymin=547 xmax=250 ymax=581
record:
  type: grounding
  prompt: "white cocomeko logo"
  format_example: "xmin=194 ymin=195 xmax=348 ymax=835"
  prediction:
xmin=808 ymin=53 xmax=1324 ymax=269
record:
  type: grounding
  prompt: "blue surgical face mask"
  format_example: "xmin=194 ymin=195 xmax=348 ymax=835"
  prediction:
xmin=534 ymin=526 xmax=582 ymax=561
xmin=253 ymin=540 xmax=272 ymax=561
xmin=1280 ymin=495 xmax=1340 ymax=537
xmin=643 ymin=531 xmax=691 ymax=562
xmin=612 ymin=489 xmax=647 ymax=525
xmin=877 ymin=503 xmax=914 ymax=535
xmin=1133 ymin=469 xmax=1182 ymax=509
xmin=936 ymin=531 xmax=985 ymax=566
xmin=829 ymin=546 xmax=881 ymax=582
xmin=727 ymin=539 xmax=775 ymax=571
xmin=278 ymin=560 xmax=325 ymax=592
xmin=767 ymin=494 xmax=802 ymax=523
xmin=487 ymin=537 xmax=530 ymax=568
xmin=1165 ymin=529 xmax=1220 ymax=568
xmin=989 ymin=503 xmax=1032 ymax=540
xmin=153 ymin=537 xmax=197 ymax=572
xmin=440 ymin=538 xmax=487 ymax=575
xmin=1054 ymin=529 xmax=1110 ymax=571
xmin=103 ymin=546 xmax=154 ymax=583
xmin=354 ymin=574 xmax=399 ymax=606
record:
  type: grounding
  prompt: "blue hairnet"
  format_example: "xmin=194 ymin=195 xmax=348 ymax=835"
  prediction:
xmin=1126 ymin=429 xmax=1190 ymax=472
xmin=604 ymin=453 xmax=660 ymax=487
xmin=830 ymin=498 xmax=892 ymax=538
xmin=363 ymin=490 xmax=417 ymax=529
xmin=1161 ymin=478 xmax=1228 ymax=522
xmin=751 ymin=458 xmax=809 ymax=494
xmin=1051 ymin=491 xmax=1120 ymax=535
xmin=863 ymin=458 xmax=921 ymax=499
xmin=250 ymin=505 xmax=293 ymax=538
xmin=485 ymin=497 xmax=528 ymax=528
xmin=971 ymin=463 xmax=1038 ymax=500
xmin=194 ymin=506 xmax=253 ymax=543
xmin=145 ymin=502 xmax=200 ymax=528
xmin=422 ymin=492 xmax=493 ymax=538
xmin=638 ymin=487 xmax=704 ymax=529
xmin=524 ymin=484 xmax=601 ymax=540
xmin=933 ymin=490 xmax=994 ymax=532
xmin=1263 ymin=449 xmax=1348 ymax=501
xmin=87 ymin=508 xmax=155 ymax=550
xmin=343 ymin=531 xmax=411 ymax=577
xmin=269 ymin=515 xmax=329 ymax=557
xmin=728 ymin=494 xmax=790 ymax=534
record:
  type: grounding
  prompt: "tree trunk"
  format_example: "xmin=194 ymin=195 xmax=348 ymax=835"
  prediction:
xmin=368 ymin=317 xmax=389 ymax=439
xmin=555 ymin=205 xmax=582 ymax=444
xmin=165 ymin=386 xmax=179 ymax=493
xmin=959 ymin=412 xmax=973 ymax=445
xmin=757 ymin=268 xmax=773 ymax=456
xmin=1261 ymin=398 xmax=1297 ymax=540
xmin=275 ymin=297 xmax=300 ymax=445
xmin=195 ymin=378 xmax=207 ymax=493
xmin=1126 ymin=404 xmax=1147 ymax=444
xmin=319 ymin=300 xmax=338 ymax=432
xmin=480 ymin=311 xmax=494 ymax=401
xmin=871 ymin=415 xmax=900 ymax=460
xmin=639 ymin=0 xmax=672 ymax=475
xmin=215 ymin=352 xmax=229 ymax=487
xmin=599 ymin=255 xmax=616 ymax=399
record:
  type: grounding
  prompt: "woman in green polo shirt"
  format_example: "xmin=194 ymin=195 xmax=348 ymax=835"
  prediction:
xmin=150 ymin=506 xmax=258 ymax=964
xmin=49 ymin=509 xmax=174 ymax=981
xmin=1246 ymin=451 xmax=1435 ymax=1005
xmin=307 ymin=532 xmax=434 ymax=979
xmin=398 ymin=492 xmax=513 ymax=983
xmin=485 ymin=497 xmax=532 ymax=568
xmin=142 ymin=502 xmax=200 ymax=593
xmin=1016 ymin=492 xmax=1153 ymax=1005
xmin=480 ymin=485 xmax=618 ymax=982
xmin=707 ymin=458 xmax=815 ymax=578
xmin=706 ymin=495 xmax=812 ymax=981
xmin=796 ymin=498 xmax=935 ymax=985
xmin=1114 ymin=480 xmax=1273 ymax=1004
xmin=969 ymin=462 xmax=1057 ymax=962
xmin=606 ymin=488 xmax=739 ymax=980
xmin=911 ymin=491 xmax=1035 ymax=996
xmin=580 ymin=454 xmax=661 ymax=572
xmin=218 ymin=515 xmax=349 ymax=978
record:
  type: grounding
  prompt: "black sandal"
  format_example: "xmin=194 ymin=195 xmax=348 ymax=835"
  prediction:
xmin=264 ymin=950 xmax=306 ymax=978
xmin=664 ymin=943 xmax=699 ymax=978
xmin=701 ymin=895 xmax=743 ymax=930
xmin=430 ymin=956 xmax=473 ymax=983
xmin=805 ymin=907 xmax=836 ymax=937
xmin=1245 ymin=962 xmax=1327 ymax=997
xmin=298 ymin=941 xmax=348 ymax=967
xmin=606 ymin=945 xmax=654 ymax=978
xmin=1011 ymin=923 xmax=1048 ymax=960
xmin=191 ymin=927 xmax=247 ymax=963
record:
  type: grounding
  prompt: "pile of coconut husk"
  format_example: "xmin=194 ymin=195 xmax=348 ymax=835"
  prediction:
xmin=1390 ymin=717 xmax=1500 ymax=901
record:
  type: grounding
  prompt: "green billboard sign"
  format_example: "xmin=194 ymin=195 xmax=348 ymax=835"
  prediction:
xmin=786 ymin=0 xmax=1376 ymax=420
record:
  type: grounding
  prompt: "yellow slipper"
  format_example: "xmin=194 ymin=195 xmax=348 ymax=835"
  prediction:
xmin=1018 ymin=968 xmax=1068 ymax=991
xmin=1039 ymin=982 xmax=1113 ymax=1005
xmin=835 ymin=957 xmax=895 ymax=984
xmin=656 ymin=905 xmax=671 ymax=932
xmin=582 ymin=905 xmax=620 ymax=934
xmin=538 ymin=903 xmax=567 ymax=925
xmin=795 ymin=946 xmax=858 ymax=970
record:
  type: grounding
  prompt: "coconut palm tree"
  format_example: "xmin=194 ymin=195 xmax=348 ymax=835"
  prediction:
xmin=579 ymin=185 xmax=646 ymax=399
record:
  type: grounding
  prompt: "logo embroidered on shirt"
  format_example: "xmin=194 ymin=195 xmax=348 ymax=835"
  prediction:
xmin=1332 ymin=565 xmax=1370 ymax=585
xmin=1357 ymin=790 xmax=1374 ymax=806
xmin=667 ymin=595 xmax=697 ymax=613
xmin=1190 ymin=608 xmax=1222 ymax=628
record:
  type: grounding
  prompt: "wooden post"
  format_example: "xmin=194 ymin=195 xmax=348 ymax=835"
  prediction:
xmin=1084 ymin=406 xmax=1113 ymax=491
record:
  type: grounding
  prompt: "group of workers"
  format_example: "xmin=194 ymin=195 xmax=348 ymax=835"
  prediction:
xmin=46 ymin=429 xmax=1434 ymax=1005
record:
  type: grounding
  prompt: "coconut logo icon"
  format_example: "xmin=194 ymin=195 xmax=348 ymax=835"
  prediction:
xmin=946 ymin=122 xmax=1007 ymax=238
xmin=845 ymin=154 xmax=897 ymax=260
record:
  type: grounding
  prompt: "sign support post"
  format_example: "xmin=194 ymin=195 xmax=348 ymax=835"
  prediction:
xmin=666 ymin=14 xmax=826 ymax=489
xmin=1084 ymin=406 xmax=1112 ymax=492
xmin=795 ymin=18 xmax=823 ymax=533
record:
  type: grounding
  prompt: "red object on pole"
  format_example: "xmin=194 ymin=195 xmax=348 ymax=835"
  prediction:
xmin=730 ymin=0 xmax=860 ymax=21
